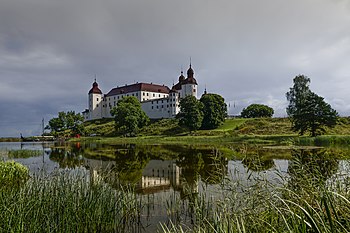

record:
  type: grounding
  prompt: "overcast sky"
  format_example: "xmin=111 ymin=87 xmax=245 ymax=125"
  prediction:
xmin=1 ymin=0 xmax=350 ymax=137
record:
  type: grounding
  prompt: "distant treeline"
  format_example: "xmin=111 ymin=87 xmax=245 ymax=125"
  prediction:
xmin=0 ymin=138 xmax=21 ymax=142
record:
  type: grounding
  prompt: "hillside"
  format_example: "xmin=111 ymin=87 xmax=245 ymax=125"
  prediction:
xmin=82 ymin=117 xmax=350 ymax=137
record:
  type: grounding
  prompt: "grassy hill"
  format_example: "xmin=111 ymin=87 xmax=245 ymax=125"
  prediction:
xmin=82 ymin=117 xmax=350 ymax=138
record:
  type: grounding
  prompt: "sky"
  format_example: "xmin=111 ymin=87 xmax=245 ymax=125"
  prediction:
xmin=1 ymin=0 xmax=350 ymax=137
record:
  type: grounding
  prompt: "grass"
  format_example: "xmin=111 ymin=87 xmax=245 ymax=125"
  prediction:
xmin=213 ymin=118 xmax=247 ymax=131
xmin=1 ymin=148 xmax=350 ymax=232
xmin=8 ymin=149 xmax=43 ymax=158
xmin=160 ymin=154 xmax=350 ymax=232
xmin=68 ymin=117 xmax=350 ymax=149
xmin=0 ymin=170 xmax=142 ymax=232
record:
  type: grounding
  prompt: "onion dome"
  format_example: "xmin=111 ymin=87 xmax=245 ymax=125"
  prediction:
xmin=184 ymin=64 xmax=197 ymax=85
xmin=187 ymin=64 xmax=194 ymax=78
xmin=179 ymin=71 xmax=185 ymax=83
xmin=89 ymin=80 xmax=102 ymax=94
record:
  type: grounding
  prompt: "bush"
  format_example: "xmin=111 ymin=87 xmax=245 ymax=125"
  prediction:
xmin=0 ymin=161 xmax=29 ymax=188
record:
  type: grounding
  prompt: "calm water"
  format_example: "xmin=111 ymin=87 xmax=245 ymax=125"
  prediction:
xmin=1 ymin=141 xmax=349 ymax=232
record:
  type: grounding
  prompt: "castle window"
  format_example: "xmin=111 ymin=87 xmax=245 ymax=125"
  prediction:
xmin=156 ymin=101 xmax=158 ymax=104
xmin=162 ymin=105 xmax=163 ymax=108
xmin=193 ymin=89 xmax=196 ymax=92
xmin=152 ymin=106 xmax=153 ymax=109
xmin=114 ymin=97 xmax=116 ymax=100
xmin=117 ymin=96 xmax=119 ymax=99
xmin=147 ymin=93 xmax=149 ymax=96
xmin=159 ymin=94 xmax=161 ymax=97
xmin=136 ymin=93 xmax=138 ymax=96
xmin=143 ymin=92 xmax=145 ymax=96
xmin=132 ymin=94 xmax=134 ymax=96
xmin=161 ymin=100 xmax=163 ymax=103
xmin=153 ymin=94 xmax=155 ymax=97
xmin=151 ymin=101 xmax=153 ymax=104
xmin=156 ymin=106 xmax=158 ymax=109
xmin=96 ymin=104 xmax=99 ymax=107
xmin=97 ymin=98 xmax=99 ymax=101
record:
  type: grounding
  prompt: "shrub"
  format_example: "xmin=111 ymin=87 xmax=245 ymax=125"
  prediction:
xmin=0 ymin=161 xmax=29 ymax=188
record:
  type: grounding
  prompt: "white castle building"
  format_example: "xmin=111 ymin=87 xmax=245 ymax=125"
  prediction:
xmin=83 ymin=64 xmax=198 ymax=121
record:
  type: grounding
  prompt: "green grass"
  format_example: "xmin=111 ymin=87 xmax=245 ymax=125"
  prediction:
xmin=75 ymin=117 xmax=350 ymax=148
xmin=160 ymin=155 xmax=350 ymax=232
xmin=0 ymin=171 xmax=142 ymax=232
xmin=8 ymin=150 xmax=43 ymax=158
xmin=213 ymin=118 xmax=247 ymax=131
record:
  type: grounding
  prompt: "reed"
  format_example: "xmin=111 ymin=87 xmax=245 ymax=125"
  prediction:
xmin=0 ymin=170 xmax=142 ymax=232
xmin=160 ymin=158 xmax=350 ymax=232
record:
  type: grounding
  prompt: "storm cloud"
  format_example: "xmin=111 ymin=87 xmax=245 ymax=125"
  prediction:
xmin=1 ymin=0 xmax=350 ymax=137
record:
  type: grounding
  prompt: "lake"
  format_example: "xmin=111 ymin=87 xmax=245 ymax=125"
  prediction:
xmin=1 ymin=141 xmax=349 ymax=232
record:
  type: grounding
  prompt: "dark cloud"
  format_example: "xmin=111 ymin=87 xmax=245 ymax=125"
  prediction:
xmin=1 ymin=0 xmax=350 ymax=136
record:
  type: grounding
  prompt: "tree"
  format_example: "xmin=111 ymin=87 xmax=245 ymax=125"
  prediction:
xmin=200 ymin=93 xmax=227 ymax=129
xmin=177 ymin=95 xmax=204 ymax=131
xmin=110 ymin=96 xmax=149 ymax=136
xmin=47 ymin=111 xmax=84 ymax=136
xmin=286 ymin=75 xmax=338 ymax=136
xmin=241 ymin=104 xmax=274 ymax=118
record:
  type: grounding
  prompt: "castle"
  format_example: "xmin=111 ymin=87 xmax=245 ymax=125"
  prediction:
xmin=83 ymin=64 xmax=198 ymax=121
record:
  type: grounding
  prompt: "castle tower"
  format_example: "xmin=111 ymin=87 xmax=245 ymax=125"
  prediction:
xmin=181 ymin=63 xmax=198 ymax=99
xmin=88 ymin=79 xmax=103 ymax=120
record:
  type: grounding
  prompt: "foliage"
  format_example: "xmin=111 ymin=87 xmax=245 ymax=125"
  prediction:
xmin=0 ymin=161 xmax=29 ymax=188
xmin=47 ymin=111 xmax=84 ymax=136
xmin=200 ymin=93 xmax=227 ymax=129
xmin=177 ymin=95 xmax=204 ymax=131
xmin=110 ymin=96 xmax=149 ymax=136
xmin=286 ymin=75 xmax=338 ymax=136
xmin=241 ymin=103 xmax=274 ymax=118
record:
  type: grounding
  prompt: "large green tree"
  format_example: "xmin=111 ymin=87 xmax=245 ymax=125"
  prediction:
xmin=47 ymin=111 xmax=84 ymax=135
xmin=177 ymin=95 xmax=204 ymax=131
xmin=241 ymin=104 xmax=274 ymax=118
xmin=286 ymin=75 xmax=338 ymax=136
xmin=200 ymin=93 xmax=227 ymax=129
xmin=110 ymin=96 xmax=149 ymax=136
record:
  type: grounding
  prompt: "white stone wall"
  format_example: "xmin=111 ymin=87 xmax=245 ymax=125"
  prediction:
xmin=89 ymin=93 xmax=103 ymax=120
xmin=182 ymin=83 xmax=197 ymax=99
xmin=141 ymin=97 xmax=174 ymax=119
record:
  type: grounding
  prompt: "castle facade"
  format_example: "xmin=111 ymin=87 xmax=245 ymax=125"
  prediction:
xmin=83 ymin=64 xmax=198 ymax=121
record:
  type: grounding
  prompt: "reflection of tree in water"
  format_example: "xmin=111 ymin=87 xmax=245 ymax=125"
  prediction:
xmin=49 ymin=146 xmax=84 ymax=169
xmin=241 ymin=149 xmax=275 ymax=172
xmin=177 ymin=151 xmax=204 ymax=196
xmin=200 ymin=149 xmax=228 ymax=185
xmin=109 ymin=145 xmax=151 ymax=186
xmin=242 ymin=157 xmax=275 ymax=172
xmin=176 ymin=148 xmax=228 ymax=198
xmin=288 ymin=149 xmax=339 ymax=190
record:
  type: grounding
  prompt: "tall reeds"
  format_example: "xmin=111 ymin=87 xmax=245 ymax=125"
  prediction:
xmin=0 ymin=170 xmax=141 ymax=232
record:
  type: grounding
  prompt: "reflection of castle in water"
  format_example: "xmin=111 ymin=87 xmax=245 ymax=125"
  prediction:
xmin=83 ymin=158 xmax=182 ymax=194
xmin=137 ymin=160 xmax=181 ymax=194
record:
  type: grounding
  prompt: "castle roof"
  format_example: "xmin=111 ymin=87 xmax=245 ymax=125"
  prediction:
xmin=106 ymin=82 xmax=170 ymax=97
xmin=88 ymin=81 xmax=102 ymax=94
